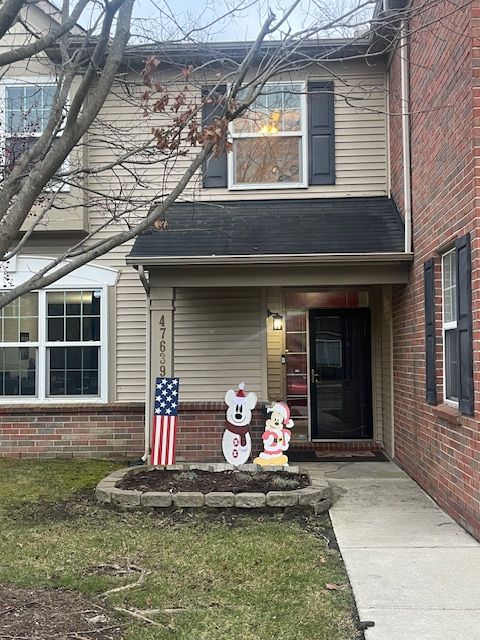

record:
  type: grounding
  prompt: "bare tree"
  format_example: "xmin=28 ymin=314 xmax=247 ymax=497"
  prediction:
xmin=0 ymin=0 xmax=469 ymax=306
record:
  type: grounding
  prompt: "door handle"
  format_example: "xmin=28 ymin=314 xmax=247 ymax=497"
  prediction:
xmin=311 ymin=368 xmax=320 ymax=384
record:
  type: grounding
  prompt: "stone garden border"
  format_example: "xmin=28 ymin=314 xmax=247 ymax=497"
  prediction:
xmin=95 ymin=463 xmax=332 ymax=512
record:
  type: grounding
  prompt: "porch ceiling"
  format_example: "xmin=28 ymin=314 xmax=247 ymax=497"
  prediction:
xmin=127 ymin=197 xmax=406 ymax=266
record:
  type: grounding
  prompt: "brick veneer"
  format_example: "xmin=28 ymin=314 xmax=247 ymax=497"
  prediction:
xmin=0 ymin=403 xmax=145 ymax=459
xmin=389 ymin=0 xmax=480 ymax=540
xmin=0 ymin=401 xmax=382 ymax=462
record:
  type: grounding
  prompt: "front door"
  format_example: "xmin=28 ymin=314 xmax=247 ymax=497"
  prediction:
xmin=309 ymin=309 xmax=373 ymax=440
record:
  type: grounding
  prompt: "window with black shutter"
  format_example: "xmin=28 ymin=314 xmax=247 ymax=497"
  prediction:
xmin=424 ymin=258 xmax=437 ymax=405
xmin=201 ymin=80 xmax=335 ymax=189
xmin=307 ymin=80 xmax=335 ymax=185
xmin=201 ymin=85 xmax=227 ymax=188
xmin=440 ymin=235 xmax=474 ymax=415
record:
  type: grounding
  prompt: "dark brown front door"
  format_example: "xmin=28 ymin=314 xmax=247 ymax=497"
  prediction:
xmin=309 ymin=309 xmax=373 ymax=440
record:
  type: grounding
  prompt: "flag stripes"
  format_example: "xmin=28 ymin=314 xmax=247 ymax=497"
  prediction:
xmin=150 ymin=377 xmax=179 ymax=466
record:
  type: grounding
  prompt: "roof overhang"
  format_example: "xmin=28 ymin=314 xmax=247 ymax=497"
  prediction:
xmin=127 ymin=252 xmax=413 ymax=268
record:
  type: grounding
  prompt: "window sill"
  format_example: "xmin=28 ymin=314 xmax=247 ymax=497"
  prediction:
xmin=432 ymin=403 xmax=461 ymax=425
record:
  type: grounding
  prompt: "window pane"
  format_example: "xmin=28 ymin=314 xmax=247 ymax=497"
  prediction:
xmin=65 ymin=291 xmax=82 ymax=316
xmin=286 ymin=332 xmax=306 ymax=352
xmin=50 ymin=347 xmax=66 ymax=370
xmin=48 ymin=346 xmax=99 ymax=396
xmin=82 ymin=291 xmax=101 ymax=316
xmin=20 ymin=293 xmax=38 ymax=317
xmin=3 ymin=318 xmax=19 ymax=342
xmin=232 ymin=83 xmax=302 ymax=134
xmin=442 ymin=251 xmax=457 ymax=324
xmin=82 ymin=317 xmax=100 ymax=341
xmin=445 ymin=329 xmax=459 ymax=401
xmin=66 ymin=317 xmax=81 ymax=341
xmin=47 ymin=291 xmax=65 ymax=317
xmin=0 ymin=347 xmax=36 ymax=396
xmin=48 ymin=317 xmax=64 ymax=341
xmin=66 ymin=370 xmax=82 ymax=395
xmin=233 ymin=137 xmax=302 ymax=185
xmin=66 ymin=347 xmax=82 ymax=369
xmin=3 ymin=299 xmax=20 ymax=317
xmin=285 ymin=311 xmax=306 ymax=332
xmin=82 ymin=346 xmax=98 ymax=370
xmin=19 ymin=317 xmax=37 ymax=342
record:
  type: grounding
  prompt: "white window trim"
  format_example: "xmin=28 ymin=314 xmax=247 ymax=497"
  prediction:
xmin=0 ymin=285 xmax=108 ymax=404
xmin=227 ymin=81 xmax=308 ymax=190
xmin=441 ymin=248 xmax=459 ymax=407
xmin=0 ymin=77 xmax=70 ymax=193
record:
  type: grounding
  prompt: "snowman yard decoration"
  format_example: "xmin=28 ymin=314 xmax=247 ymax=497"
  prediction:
xmin=223 ymin=382 xmax=257 ymax=465
xmin=253 ymin=401 xmax=294 ymax=466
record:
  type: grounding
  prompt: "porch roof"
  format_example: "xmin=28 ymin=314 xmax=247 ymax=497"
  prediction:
xmin=127 ymin=197 xmax=406 ymax=266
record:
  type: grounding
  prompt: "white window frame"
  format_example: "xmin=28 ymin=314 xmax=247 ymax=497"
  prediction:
xmin=0 ymin=285 xmax=108 ymax=404
xmin=227 ymin=81 xmax=308 ymax=190
xmin=0 ymin=77 xmax=70 ymax=192
xmin=441 ymin=248 xmax=459 ymax=407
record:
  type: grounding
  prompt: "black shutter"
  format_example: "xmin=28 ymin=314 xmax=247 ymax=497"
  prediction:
xmin=455 ymin=233 xmax=474 ymax=415
xmin=202 ymin=85 xmax=227 ymax=188
xmin=307 ymin=81 xmax=335 ymax=185
xmin=424 ymin=258 xmax=437 ymax=405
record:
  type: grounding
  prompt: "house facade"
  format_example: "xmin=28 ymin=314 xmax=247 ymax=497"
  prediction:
xmin=0 ymin=1 xmax=478 ymax=539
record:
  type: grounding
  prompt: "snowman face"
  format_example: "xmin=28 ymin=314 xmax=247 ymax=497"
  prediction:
xmin=266 ymin=411 xmax=284 ymax=432
xmin=225 ymin=388 xmax=257 ymax=427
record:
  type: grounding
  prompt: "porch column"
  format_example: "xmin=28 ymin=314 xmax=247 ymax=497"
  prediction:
xmin=150 ymin=286 xmax=174 ymax=385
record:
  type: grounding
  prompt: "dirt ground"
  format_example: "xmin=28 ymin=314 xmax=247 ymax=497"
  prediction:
xmin=117 ymin=469 xmax=310 ymax=493
xmin=0 ymin=587 xmax=124 ymax=640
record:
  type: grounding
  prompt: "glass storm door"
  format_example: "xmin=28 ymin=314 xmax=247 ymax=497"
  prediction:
xmin=309 ymin=309 xmax=373 ymax=440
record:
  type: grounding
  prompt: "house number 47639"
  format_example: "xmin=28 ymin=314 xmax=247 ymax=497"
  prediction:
xmin=159 ymin=314 xmax=168 ymax=377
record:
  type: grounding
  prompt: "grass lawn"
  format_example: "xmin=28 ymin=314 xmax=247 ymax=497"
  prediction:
xmin=0 ymin=459 xmax=361 ymax=640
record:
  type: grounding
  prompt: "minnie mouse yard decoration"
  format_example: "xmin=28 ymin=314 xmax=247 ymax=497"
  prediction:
xmin=254 ymin=401 xmax=294 ymax=467
xmin=223 ymin=382 xmax=257 ymax=466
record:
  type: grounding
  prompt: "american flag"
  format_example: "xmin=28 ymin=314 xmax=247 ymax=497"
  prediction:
xmin=150 ymin=377 xmax=180 ymax=465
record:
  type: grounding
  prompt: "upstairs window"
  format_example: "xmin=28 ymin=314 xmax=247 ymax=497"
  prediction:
xmin=4 ymin=84 xmax=55 ymax=174
xmin=229 ymin=82 xmax=307 ymax=189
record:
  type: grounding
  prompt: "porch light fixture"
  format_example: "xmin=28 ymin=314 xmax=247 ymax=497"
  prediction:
xmin=268 ymin=309 xmax=283 ymax=331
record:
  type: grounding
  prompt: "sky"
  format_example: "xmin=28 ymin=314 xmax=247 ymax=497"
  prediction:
xmin=128 ymin=0 xmax=375 ymax=42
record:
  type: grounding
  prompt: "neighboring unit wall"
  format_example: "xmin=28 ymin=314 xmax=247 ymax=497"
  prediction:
xmin=390 ymin=0 xmax=479 ymax=539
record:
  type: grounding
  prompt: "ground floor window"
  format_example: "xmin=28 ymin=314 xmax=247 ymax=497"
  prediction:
xmin=0 ymin=288 xmax=105 ymax=401
xmin=442 ymin=249 xmax=458 ymax=404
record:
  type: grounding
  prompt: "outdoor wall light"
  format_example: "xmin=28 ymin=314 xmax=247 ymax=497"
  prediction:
xmin=267 ymin=309 xmax=284 ymax=331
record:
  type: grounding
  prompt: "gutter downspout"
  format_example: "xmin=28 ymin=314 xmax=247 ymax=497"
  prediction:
xmin=400 ymin=19 xmax=412 ymax=253
xmin=138 ymin=264 xmax=151 ymax=462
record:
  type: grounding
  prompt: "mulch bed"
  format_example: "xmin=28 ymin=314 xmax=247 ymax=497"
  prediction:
xmin=117 ymin=469 xmax=310 ymax=494
xmin=0 ymin=587 xmax=123 ymax=640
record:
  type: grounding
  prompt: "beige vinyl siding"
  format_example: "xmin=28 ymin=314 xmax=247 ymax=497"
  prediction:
xmin=173 ymin=288 xmax=264 ymax=401
xmin=266 ymin=287 xmax=284 ymax=400
xmin=78 ymin=61 xmax=389 ymax=402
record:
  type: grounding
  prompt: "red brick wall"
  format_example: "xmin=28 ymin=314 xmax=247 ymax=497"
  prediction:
xmin=0 ymin=401 xmax=383 ymax=463
xmin=0 ymin=403 xmax=145 ymax=459
xmin=390 ymin=0 xmax=480 ymax=539
xmin=175 ymin=403 xmax=266 ymax=462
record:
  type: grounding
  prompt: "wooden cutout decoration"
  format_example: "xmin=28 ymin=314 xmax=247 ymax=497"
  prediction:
xmin=223 ymin=382 xmax=257 ymax=465
xmin=150 ymin=377 xmax=180 ymax=465
xmin=254 ymin=401 xmax=294 ymax=466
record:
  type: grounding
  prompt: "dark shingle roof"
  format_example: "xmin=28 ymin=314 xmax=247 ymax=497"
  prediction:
xmin=128 ymin=197 xmax=404 ymax=262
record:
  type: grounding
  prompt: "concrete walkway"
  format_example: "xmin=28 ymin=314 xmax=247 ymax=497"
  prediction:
xmin=302 ymin=461 xmax=480 ymax=640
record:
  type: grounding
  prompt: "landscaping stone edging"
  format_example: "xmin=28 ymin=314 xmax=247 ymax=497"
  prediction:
xmin=95 ymin=463 xmax=332 ymax=512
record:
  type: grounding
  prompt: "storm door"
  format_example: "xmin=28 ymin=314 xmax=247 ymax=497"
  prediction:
xmin=309 ymin=309 xmax=372 ymax=440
